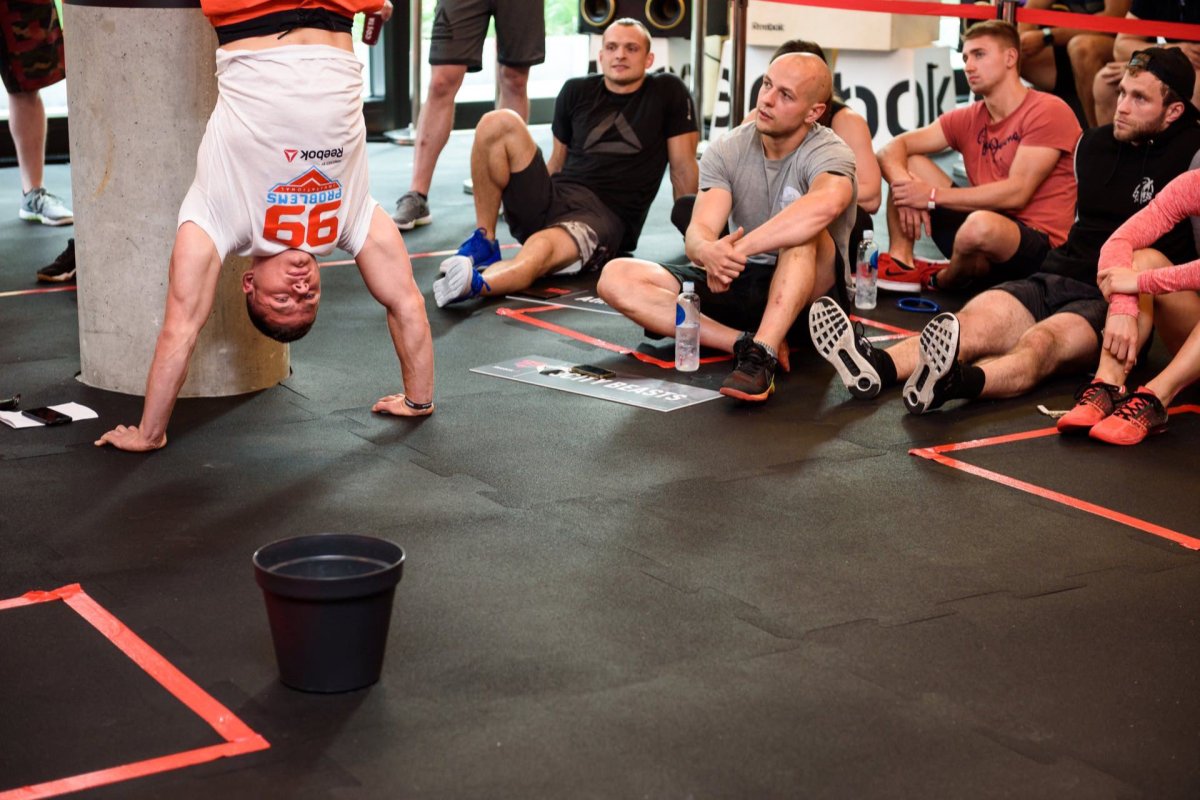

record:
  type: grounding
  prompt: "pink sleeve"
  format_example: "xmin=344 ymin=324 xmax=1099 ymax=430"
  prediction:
xmin=1139 ymin=259 xmax=1200 ymax=294
xmin=1107 ymin=295 xmax=1139 ymax=319
xmin=1099 ymin=170 xmax=1200 ymax=272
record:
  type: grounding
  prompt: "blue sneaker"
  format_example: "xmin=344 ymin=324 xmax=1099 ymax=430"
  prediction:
xmin=439 ymin=228 xmax=500 ymax=274
xmin=433 ymin=258 xmax=491 ymax=308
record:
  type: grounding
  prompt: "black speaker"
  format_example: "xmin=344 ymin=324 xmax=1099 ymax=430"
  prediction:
xmin=578 ymin=0 xmax=726 ymax=38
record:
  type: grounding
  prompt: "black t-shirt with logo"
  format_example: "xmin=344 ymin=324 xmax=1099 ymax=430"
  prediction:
xmin=1042 ymin=117 xmax=1200 ymax=281
xmin=551 ymin=72 xmax=697 ymax=253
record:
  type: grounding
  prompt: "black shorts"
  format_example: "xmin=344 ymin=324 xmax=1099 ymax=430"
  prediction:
xmin=0 ymin=0 xmax=65 ymax=94
xmin=662 ymin=251 xmax=846 ymax=336
xmin=929 ymin=204 xmax=1052 ymax=279
xmin=503 ymin=149 xmax=625 ymax=271
xmin=428 ymin=0 xmax=545 ymax=72
xmin=993 ymin=272 xmax=1108 ymax=337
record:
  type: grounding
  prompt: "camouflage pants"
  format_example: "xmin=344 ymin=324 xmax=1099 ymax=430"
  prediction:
xmin=0 ymin=0 xmax=65 ymax=94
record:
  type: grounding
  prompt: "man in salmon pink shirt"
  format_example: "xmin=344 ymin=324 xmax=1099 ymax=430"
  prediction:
xmin=876 ymin=20 xmax=1081 ymax=293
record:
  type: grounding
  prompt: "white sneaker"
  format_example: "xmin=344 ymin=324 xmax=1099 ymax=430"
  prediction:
xmin=20 ymin=188 xmax=73 ymax=226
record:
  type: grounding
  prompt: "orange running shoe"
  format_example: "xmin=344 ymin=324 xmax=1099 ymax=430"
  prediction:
xmin=1056 ymin=380 xmax=1125 ymax=434
xmin=1088 ymin=387 xmax=1168 ymax=445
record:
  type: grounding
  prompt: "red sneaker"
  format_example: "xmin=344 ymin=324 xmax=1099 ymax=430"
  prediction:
xmin=1056 ymin=380 xmax=1125 ymax=434
xmin=1088 ymin=387 xmax=1168 ymax=445
xmin=876 ymin=253 xmax=921 ymax=292
xmin=913 ymin=256 xmax=950 ymax=290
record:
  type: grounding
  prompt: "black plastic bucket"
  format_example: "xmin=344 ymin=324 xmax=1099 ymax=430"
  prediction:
xmin=253 ymin=533 xmax=405 ymax=693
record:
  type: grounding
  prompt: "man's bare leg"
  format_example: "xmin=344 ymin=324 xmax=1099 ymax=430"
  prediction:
xmin=434 ymin=226 xmax=580 ymax=307
xmin=1020 ymin=47 xmax=1057 ymax=93
xmin=7 ymin=90 xmax=46 ymax=193
xmin=883 ymin=288 xmax=1034 ymax=381
xmin=470 ymin=109 xmax=539 ymax=237
xmin=1067 ymin=34 xmax=1115 ymax=128
xmin=477 ymin=227 xmax=579 ymax=295
xmin=496 ymin=64 xmax=531 ymax=121
xmin=939 ymin=211 xmax=1022 ymax=288
xmin=410 ymin=65 xmax=468 ymax=197
xmin=975 ymin=312 xmax=1099 ymax=397
xmin=753 ymin=234 xmax=835 ymax=367
xmin=885 ymin=154 xmax=954 ymax=264
xmin=597 ymin=258 xmax=742 ymax=354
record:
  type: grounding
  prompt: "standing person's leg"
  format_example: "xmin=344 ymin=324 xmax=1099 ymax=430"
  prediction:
xmin=496 ymin=65 xmax=531 ymax=120
xmin=408 ymin=65 xmax=468 ymax=199
xmin=394 ymin=0 xmax=490 ymax=228
xmin=1 ymin=0 xmax=71 ymax=225
xmin=493 ymin=0 xmax=545 ymax=121
xmin=7 ymin=90 xmax=45 ymax=193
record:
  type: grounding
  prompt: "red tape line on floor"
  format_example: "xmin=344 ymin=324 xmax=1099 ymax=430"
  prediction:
xmin=908 ymin=407 xmax=1200 ymax=550
xmin=497 ymin=304 xmax=731 ymax=369
xmin=762 ymin=0 xmax=1200 ymax=41
xmin=0 ymin=583 xmax=269 ymax=800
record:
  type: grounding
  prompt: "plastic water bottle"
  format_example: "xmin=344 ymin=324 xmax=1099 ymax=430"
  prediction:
xmin=855 ymin=231 xmax=877 ymax=310
xmin=675 ymin=281 xmax=700 ymax=372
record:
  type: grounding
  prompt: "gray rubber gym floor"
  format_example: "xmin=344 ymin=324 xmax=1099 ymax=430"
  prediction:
xmin=2 ymin=128 xmax=1199 ymax=799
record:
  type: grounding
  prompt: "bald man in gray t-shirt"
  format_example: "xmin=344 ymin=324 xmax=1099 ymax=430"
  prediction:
xmin=598 ymin=53 xmax=857 ymax=403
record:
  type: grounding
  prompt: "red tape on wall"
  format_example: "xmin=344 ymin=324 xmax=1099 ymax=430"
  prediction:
xmin=759 ymin=0 xmax=1200 ymax=42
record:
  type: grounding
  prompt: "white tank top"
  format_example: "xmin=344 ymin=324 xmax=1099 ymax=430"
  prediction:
xmin=179 ymin=45 xmax=376 ymax=259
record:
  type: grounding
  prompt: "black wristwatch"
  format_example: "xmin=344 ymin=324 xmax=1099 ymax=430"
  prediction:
xmin=1041 ymin=27 xmax=1054 ymax=46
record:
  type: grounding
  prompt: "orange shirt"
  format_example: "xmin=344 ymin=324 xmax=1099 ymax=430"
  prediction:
xmin=202 ymin=1 xmax=382 ymax=27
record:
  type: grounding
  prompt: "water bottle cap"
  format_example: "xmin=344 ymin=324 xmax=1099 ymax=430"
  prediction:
xmin=862 ymin=231 xmax=873 ymax=241
xmin=682 ymin=281 xmax=695 ymax=292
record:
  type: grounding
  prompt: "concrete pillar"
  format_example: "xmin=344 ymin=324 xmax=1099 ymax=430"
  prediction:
xmin=65 ymin=1 xmax=288 ymax=397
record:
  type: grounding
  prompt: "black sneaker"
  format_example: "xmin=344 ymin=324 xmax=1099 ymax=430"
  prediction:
xmin=36 ymin=239 xmax=75 ymax=283
xmin=808 ymin=295 xmax=884 ymax=399
xmin=903 ymin=312 xmax=961 ymax=414
xmin=720 ymin=334 xmax=777 ymax=402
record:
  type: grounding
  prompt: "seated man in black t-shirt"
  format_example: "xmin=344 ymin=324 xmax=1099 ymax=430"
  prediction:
xmin=431 ymin=17 xmax=699 ymax=308
xmin=809 ymin=50 xmax=1200 ymax=415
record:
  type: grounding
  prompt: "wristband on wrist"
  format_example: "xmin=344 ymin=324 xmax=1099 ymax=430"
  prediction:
xmin=403 ymin=396 xmax=433 ymax=411
xmin=927 ymin=187 xmax=937 ymax=211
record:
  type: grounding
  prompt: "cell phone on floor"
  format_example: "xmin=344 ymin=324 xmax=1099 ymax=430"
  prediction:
xmin=21 ymin=407 xmax=71 ymax=426
xmin=570 ymin=364 xmax=616 ymax=380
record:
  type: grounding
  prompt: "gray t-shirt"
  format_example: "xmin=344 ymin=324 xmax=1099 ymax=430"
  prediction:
xmin=699 ymin=121 xmax=857 ymax=267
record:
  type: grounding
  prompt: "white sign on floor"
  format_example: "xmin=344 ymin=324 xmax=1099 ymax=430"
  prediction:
xmin=472 ymin=355 xmax=722 ymax=412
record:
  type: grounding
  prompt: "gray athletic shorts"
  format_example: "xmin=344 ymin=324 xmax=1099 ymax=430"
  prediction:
xmin=429 ymin=0 xmax=545 ymax=72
